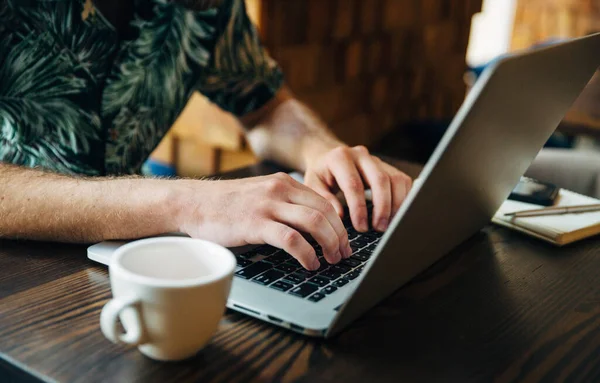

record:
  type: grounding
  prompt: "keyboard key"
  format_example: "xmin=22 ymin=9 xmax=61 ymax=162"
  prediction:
xmin=236 ymin=258 xmax=252 ymax=268
xmin=276 ymin=262 xmax=299 ymax=273
xmin=350 ymin=242 xmax=365 ymax=252
xmin=289 ymin=283 xmax=319 ymax=298
xmin=347 ymin=231 xmax=360 ymax=240
xmin=235 ymin=261 xmax=272 ymax=279
xmin=310 ymin=276 xmax=331 ymax=287
xmin=361 ymin=232 xmax=379 ymax=241
xmin=263 ymin=253 xmax=290 ymax=265
xmin=315 ymin=247 xmax=323 ymax=256
xmin=284 ymin=273 xmax=307 ymax=284
xmin=252 ymin=269 xmax=285 ymax=285
xmin=315 ymin=260 xmax=329 ymax=272
xmin=351 ymin=252 xmax=370 ymax=262
xmin=257 ymin=246 xmax=280 ymax=256
xmin=351 ymin=238 xmax=369 ymax=248
xmin=270 ymin=280 xmax=294 ymax=292
xmin=365 ymin=245 xmax=376 ymax=253
xmin=341 ymin=258 xmax=362 ymax=268
xmin=300 ymin=269 xmax=320 ymax=279
xmin=333 ymin=278 xmax=350 ymax=287
xmin=295 ymin=270 xmax=313 ymax=279
xmin=346 ymin=271 xmax=360 ymax=280
xmin=331 ymin=264 xmax=352 ymax=274
xmin=308 ymin=292 xmax=326 ymax=302
xmin=322 ymin=285 xmax=338 ymax=295
xmin=320 ymin=270 xmax=341 ymax=280
xmin=239 ymin=250 xmax=258 ymax=259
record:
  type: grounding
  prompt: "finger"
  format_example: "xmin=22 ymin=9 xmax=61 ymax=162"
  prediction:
xmin=287 ymin=181 xmax=352 ymax=259
xmin=304 ymin=173 xmax=344 ymax=218
xmin=272 ymin=203 xmax=343 ymax=264
xmin=259 ymin=172 xmax=351 ymax=258
xmin=328 ymin=148 xmax=369 ymax=232
xmin=353 ymin=152 xmax=392 ymax=232
xmin=261 ymin=222 xmax=320 ymax=270
xmin=380 ymin=162 xmax=413 ymax=216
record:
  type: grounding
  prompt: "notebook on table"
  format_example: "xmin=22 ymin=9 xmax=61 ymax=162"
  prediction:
xmin=493 ymin=189 xmax=600 ymax=245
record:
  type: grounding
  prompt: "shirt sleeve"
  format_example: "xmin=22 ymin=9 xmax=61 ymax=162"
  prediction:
xmin=0 ymin=1 xmax=113 ymax=176
xmin=194 ymin=0 xmax=285 ymax=117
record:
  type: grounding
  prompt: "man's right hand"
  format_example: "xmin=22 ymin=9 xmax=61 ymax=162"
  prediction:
xmin=174 ymin=173 xmax=352 ymax=270
xmin=0 ymin=165 xmax=350 ymax=271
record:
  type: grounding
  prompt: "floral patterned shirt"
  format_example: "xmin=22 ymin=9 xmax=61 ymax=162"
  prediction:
xmin=0 ymin=0 xmax=284 ymax=175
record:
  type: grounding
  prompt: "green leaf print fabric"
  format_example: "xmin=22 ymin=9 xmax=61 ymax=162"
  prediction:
xmin=0 ymin=0 xmax=284 ymax=176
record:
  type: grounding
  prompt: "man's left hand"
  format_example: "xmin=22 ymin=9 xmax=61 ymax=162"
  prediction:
xmin=304 ymin=145 xmax=412 ymax=233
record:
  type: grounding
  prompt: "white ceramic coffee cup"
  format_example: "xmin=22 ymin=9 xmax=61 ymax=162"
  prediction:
xmin=100 ymin=237 xmax=236 ymax=361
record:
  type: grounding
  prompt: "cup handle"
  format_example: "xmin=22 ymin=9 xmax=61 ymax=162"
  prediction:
xmin=100 ymin=296 xmax=144 ymax=346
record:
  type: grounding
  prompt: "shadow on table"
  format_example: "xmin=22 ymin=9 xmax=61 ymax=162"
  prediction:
xmin=0 ymin=240 xmax=90 ymax=299
xmin=300 ymin=231 xmax=534 ymax=382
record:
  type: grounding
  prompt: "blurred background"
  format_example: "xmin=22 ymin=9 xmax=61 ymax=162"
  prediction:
xmin=143 ymin=0 xmax=600 ymax=177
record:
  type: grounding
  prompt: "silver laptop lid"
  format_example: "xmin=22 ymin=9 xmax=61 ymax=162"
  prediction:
xmin=328 ymin=33 xmax=600 ymax=337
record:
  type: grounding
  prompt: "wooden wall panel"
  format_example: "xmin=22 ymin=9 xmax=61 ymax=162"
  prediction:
xmin=512 ymin=0 xmax=600 ymax=50
xmin=259 ymin=0 xmax=482 ymax=145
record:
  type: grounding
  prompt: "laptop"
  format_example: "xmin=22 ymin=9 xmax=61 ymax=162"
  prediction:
xmin=88 ymin=33 xmax=600 ymax=338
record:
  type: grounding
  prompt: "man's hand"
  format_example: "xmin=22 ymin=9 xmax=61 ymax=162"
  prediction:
xmin=176 ymin=173 xmax=352 ymax=270
xmin=304 ymin=145 xmax=412 ymax=233
xmin=243 ymin=88 xmax=413 ymax=233
xmin=0 ymin=164 xmax=351 ymax=271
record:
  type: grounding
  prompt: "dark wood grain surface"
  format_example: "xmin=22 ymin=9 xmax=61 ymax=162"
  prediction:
xmin=2 ymin=163 xmax=600 ymax=383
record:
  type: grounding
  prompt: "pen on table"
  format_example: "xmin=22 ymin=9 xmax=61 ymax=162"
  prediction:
xmin=504 ymin=203 xmax=600 ymax=218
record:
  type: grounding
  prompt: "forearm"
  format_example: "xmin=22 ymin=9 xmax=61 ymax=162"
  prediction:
xmin=0 ymin=164 xmax=180 ymax=243
xmin=244 ymin=87 xmax=344 ymax=172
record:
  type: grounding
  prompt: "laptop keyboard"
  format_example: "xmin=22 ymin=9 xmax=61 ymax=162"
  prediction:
xmin=234 ymin=204 xmax=382 ymax=303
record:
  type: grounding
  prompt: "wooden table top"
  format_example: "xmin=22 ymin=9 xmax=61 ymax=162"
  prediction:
xmin=2 ymin=162 xmax=600 ymax=383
